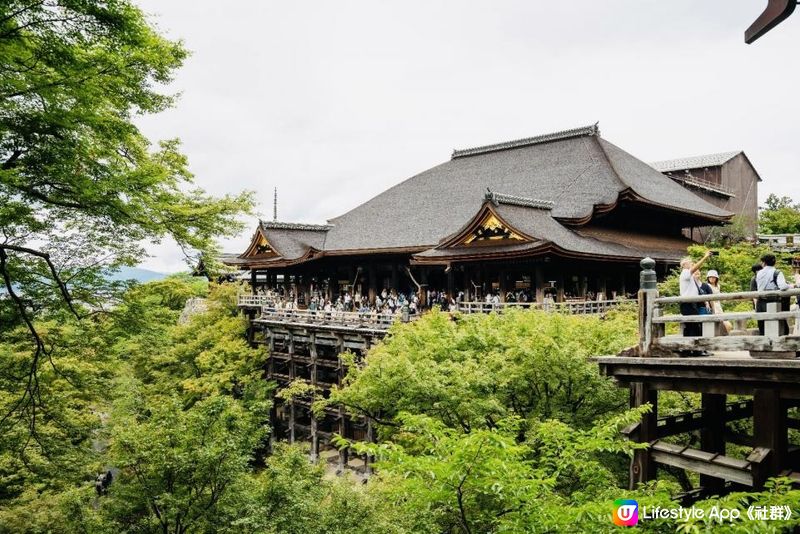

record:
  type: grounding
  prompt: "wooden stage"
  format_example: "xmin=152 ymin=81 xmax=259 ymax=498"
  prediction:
xmin=596 ymin=258 xmax=800 ymax=496
xmin=597 ymin=353 xmax=800 ymax=494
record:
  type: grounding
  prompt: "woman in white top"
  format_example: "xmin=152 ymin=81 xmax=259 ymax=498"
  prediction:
xmin=707 ymin=269 xmax=731 ymax=334
xmin=706 ymin=270 xmax=724 ymax=315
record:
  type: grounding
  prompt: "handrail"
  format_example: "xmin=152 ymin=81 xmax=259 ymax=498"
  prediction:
xmin=456 ymin=299 xmax=628 ymax=315
xmin=257 ymin=306 xmax=403 ymax=330
xmin=238 ymin=294 xmax=275 ymax=306
xmin=656 ymin=288 xmax=800 ymax=305
xmin=636 ymin=257 xmax=800 ymax=357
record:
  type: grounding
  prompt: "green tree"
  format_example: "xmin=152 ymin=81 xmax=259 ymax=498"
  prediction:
xmin=338 ymin=408 xmax=678 ymax=534
xmin=328 ymin=308 xmax=636 ymax=436
xmin=0 ymin=0 xmax=254 ymax=451
xmin=759 ymin=194 xmax=800 ymax=235
xmin=102 ymin=390 xmax=265 ymax=534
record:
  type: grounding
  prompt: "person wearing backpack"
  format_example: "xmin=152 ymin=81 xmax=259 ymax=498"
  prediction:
xmin=755 ymin=254 xmax=795 ymax=335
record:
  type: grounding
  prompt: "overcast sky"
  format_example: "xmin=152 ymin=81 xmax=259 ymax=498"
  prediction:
xmin=133 ymin=0 xmax=800 ymax=272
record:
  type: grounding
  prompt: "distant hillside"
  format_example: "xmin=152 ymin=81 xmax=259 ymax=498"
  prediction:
xmin=107 ymin=266 xmax=167 ymax=283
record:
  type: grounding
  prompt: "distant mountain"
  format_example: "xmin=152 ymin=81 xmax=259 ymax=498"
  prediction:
xmin=106 ymin=266 xmax=167 ymax=283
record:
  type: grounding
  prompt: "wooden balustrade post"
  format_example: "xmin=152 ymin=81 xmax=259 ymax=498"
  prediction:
xmin=638 ymin=258 xmax=658 ymax=357
xmin=764 ymin=301 xmax=780 ymax=339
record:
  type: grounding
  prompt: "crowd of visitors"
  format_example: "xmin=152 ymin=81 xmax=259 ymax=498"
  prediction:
xmin=253 ymin=283 xmax=630 ymax=317
xmin=679 ymin=252 xmax=800 ymax=355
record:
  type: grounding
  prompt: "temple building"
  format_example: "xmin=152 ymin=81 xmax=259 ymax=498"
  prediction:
xmin=224 ymin=124 xmax=734 ymax=305
xmin=651 ymin=151 xmax=760 ymax=241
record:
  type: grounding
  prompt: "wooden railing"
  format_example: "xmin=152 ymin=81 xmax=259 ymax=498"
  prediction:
xmin=238 ymin=294 xmax=274 ymax=307
xmin=637 ymin=258 xmax=800 ymax=357
xmin=758 ymin=233 xmax=800 ymax=253
xmin=257 ymin=306 xmax=403 ymax=330
xmin=240 ymin=294 xmax=627 ymax=317
xmin=457 ymin=299 xmax=628 ymax=315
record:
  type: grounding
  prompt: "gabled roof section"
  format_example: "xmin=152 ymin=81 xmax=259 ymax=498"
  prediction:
xmin=650 ymin=151 xmax=741 ymax=172
xmin=413 ymin=202 xmax=693 ymax=264
xmin=235 ymin=220 xmax=330 ymax=266
xmin=240 ymin=226 xmax=279 ymax=259
xmin=438 ymin=201 xmax=536 ymax=249
xmin=452 ymin=123 xmax=599 ymax=159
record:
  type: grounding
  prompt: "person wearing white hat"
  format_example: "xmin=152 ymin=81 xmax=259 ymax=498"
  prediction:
xmin=706 ymin=269 xmax=730 ymax=333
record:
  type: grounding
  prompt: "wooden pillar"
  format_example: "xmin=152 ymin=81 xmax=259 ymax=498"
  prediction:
xmin=598 ymin=275 xmax=607 ymax=301
xmin=534 ymin=265 xmax=544 ymax=303
xmin=390 ymin=262 xmax=398 ymax=291
xmin=446 ymin=266 xmax=455 ymax=299
xmin=302 ymin=274 xmax=310 ymax=307
xmin=309 ymin=333 xmax=319 ymax=461
xmin=287 ymin=332 xmax=296 ymax=446
xmin=336 ymin=333 xmax=348 ymax=472
xmin=474 ymin=266 xmax=482 ymax=301
xmin=365 ymin=417 xmax=374 ymax=477
xmin=630 ymin=382 xmax=657 ymax=489
xmin=368 ymin=263 xmax=377 ymax=304
xmin=556 ymin=271 xmax=565 ymax=302
xmin=752 ymin=389 xmax=786 ymax=488
xmin=499 ymin=269 xmax=507 ymax=302
xmin=420 ymin=269 xmax=428 ymax=307
xmin=700 ymin=393 xmax=727 ymax=495
xmin=250 ymin=269 xmax=258 ymax=294
xmin=266 ymin=329 xmax=275 ymax=378
xmin=282 ymin=271 xmax=290 ymax=298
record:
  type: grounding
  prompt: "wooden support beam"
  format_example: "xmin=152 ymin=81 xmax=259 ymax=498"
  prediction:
xmin=624 ymin=400 xmax=753 ymax=441
xmin=309 ymin=332 xmax=319 ymax=461
xmin=752 ymin=389 xmax=787 ymax=488
xmin=336 ymin=333 xmax=348 ymax=473
xmin=630 ymin=382 xmax=657 ymax=489
xmin=650 ymin=441 xmax=755 ymax=487
xmin=700 ymin=393 xmax=727 ymax=494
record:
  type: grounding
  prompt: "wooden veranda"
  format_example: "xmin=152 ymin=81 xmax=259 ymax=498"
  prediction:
xmin=597 ymin=258 xmax=800 ymax=498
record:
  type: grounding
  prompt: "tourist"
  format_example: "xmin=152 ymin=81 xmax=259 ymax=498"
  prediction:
xmin=749 ymin=263 xmax=762 ymax=310
xmin=755 ymin=254 xmax=795 ymax=336
xmin=706 ymin=269 xmax=731 ymax=334
xmin=678 ymin=251 xmax=713 ymax=339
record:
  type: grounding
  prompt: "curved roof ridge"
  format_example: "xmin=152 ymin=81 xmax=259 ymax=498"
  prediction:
xmin=485 ymin=190 xmax=554 ymax=210
xmin=260 ymin=220 xmax=331 ymax=232
xmin=451 ymin=122 xmax=600 ymax=159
